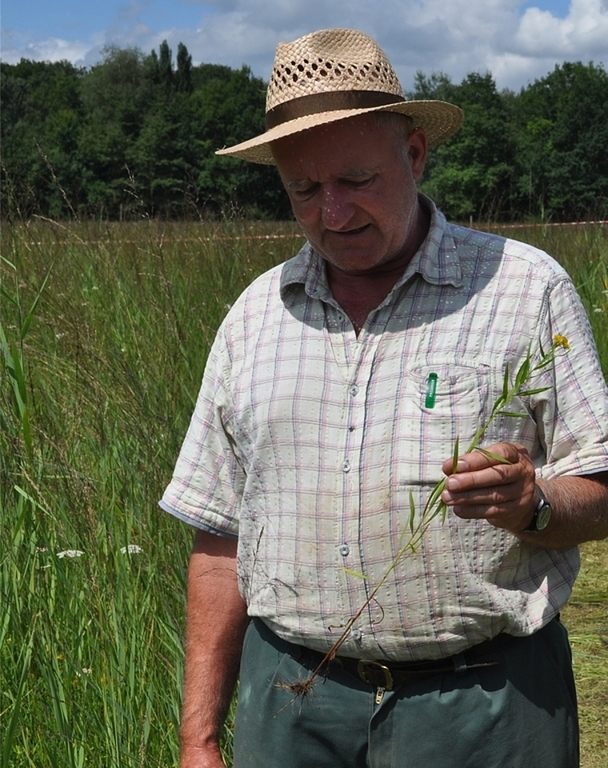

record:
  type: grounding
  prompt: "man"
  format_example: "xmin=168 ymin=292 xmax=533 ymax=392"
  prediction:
xmin=161 ymin=29 xmax=608 ymax=768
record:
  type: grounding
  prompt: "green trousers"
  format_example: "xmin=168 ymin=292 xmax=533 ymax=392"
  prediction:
xmin=232 ymin=617 xmax=579 ymax=768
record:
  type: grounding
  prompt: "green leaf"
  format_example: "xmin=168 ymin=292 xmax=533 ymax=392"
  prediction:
xmin=514 ymin=357 xmax=531 ymax=388
xmin=409 ymin=489 xmax=416 ymax=534
xmin=515 ymin=386 xmax=550 ymax=396
xmin=451 ymin=436 xmax=460 ymax=474
xmin=476 ymin=447 xmax=512 ymax=464
xmin=342 ymin=567 xmax=369 ymax=581
xmin=20 ymin=268 xmax=52 ymax=341
xmin=502 ymin=365 xmax=509 ymax=398
xmin=0 ymin=286 xmax=19 ymax=308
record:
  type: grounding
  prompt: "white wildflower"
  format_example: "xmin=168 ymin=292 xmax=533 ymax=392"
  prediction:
xmin=56 ymin=549 xmax=84 ymax=558
xmin=120 ymin=544 xmax=143 ymax=554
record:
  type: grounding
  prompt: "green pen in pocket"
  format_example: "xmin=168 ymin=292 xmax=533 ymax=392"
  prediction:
xmin=425 ymin=372 xmax=438 ymax=408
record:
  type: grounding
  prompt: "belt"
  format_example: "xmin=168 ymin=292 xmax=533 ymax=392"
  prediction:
xmin=332 ymin=632 xmax=518 ymax=691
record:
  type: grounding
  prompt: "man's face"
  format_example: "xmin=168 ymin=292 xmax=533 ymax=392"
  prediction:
xmin=271 ymin=114 xmax=428 ymax=276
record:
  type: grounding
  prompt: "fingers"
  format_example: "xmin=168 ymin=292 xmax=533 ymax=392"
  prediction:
xmin=440 ymin=442 xmax=524 ymax=477
xmin=440 ymin=442 xmax=536 ymax=532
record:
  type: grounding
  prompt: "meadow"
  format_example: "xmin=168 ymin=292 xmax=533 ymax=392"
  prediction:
xmin=1 ymin=218 xmax=607 ymax=767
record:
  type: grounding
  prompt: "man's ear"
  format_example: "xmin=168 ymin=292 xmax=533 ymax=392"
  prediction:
xmin=407 ymin=128 xmax=428 ymax=180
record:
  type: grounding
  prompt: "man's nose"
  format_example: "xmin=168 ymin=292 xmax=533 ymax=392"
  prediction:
xmin=320 ymin=185 xmax=355 ymax=230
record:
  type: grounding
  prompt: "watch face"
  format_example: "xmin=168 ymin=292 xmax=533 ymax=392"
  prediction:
xmin=536 ymin=504 xmax=552 ymax=531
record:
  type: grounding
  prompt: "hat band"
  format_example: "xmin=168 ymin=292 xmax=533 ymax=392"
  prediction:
xmin=265 ymin=90 xmax=406 ymax=130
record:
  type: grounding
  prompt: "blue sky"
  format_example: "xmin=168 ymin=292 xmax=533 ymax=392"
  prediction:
xmin=1 ymin=0 xmax=606 ymax=91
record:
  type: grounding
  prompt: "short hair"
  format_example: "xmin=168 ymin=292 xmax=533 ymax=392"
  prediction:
xmin=370 ymin=112 xmax=415 ymax=163
xmin=371 ymin=111 xmax=414 ymax=138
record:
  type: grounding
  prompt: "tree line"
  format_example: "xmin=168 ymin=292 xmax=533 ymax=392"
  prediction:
xmin=1 ymin=42 xmax=607 ymax=222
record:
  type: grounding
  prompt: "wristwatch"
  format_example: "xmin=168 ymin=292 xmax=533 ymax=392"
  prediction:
xmin=524 ymin=485 xmax=552 ymax=532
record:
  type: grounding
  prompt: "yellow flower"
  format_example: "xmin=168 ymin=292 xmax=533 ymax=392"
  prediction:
xmin=553 ymin=334 xmax=570 ymax=350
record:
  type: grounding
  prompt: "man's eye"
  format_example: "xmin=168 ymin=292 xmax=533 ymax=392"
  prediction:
xmin=293 ymin=185 xmax=318 ymax=198
xmin=346 ymin=176 xmax=374 ymax=188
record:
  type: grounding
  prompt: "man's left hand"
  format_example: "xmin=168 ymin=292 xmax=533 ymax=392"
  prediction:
xmin=440 ymin=442 xmax=536 ymax=533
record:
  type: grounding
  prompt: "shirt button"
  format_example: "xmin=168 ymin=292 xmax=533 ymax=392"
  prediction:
xmin=339 ymin=544 xmax=350 ymax=556
xmin=350 ymin=385 xmax=359 ymax=396
xmin=350 ymin=628 xmax=363 ymax=641
xmin=343 ymin=460 xmax=351 ymax=472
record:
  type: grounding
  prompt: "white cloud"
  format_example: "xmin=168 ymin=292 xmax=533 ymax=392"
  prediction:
xmin=515 ymin=0 xmax=608 ymax=58
xmin=9 ymin=37 xmax=92 ymax=65
xmin=1 ymin=0 xmax=606 ymax=90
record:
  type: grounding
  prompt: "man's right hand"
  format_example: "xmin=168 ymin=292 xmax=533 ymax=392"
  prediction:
xmin=178 ymin=529 xmax=249 ymax=768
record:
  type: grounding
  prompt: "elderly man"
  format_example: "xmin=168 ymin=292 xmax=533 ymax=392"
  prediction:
xmin=161 ymin=29 xmax=608 ymax=768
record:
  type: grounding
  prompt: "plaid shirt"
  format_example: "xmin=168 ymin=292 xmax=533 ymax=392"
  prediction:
xmin=161 ymin=197 xmax=608 ymax=661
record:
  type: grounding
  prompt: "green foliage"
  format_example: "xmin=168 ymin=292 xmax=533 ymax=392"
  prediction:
xmin=0 ymin=221 xmax=604 ymax=766
xmin=1 ymin=43 xmax=290 ymax=221
xmin=510 ymin=62 xmax=608 ymax=221
xmin=0 ymin=218 xmax=303 ymax=766
xmin=1 ymin=46 xmax=607 ymax=223
xmin=409 ymin=61 xmax=608 ymax=222
xmin=175 ymin=43 xmax=193 ymax=94
xmin=0 ymin=58 xmax=87 ymax=218
xmin=412 ymin=72 xmax=516 ymax=221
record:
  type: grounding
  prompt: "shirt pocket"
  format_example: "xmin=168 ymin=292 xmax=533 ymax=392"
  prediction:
xmin=394 ymin=362 xmax=492 ymax=487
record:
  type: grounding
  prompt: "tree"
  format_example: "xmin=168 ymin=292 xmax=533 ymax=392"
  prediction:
xmin=511 ymin=62 xmax=608 ymax=220
xmin=1 ymin=59 xmax=86 ymax=218
xmin=76 ymin=47 xmax=156 ymax=216
xmin=158 ymin=40 xmax=173 ymax=93
xmin=190 ymin=65 xmax=289 ymax=217
xmin=11 ymin=48 xmax=605 ymax=222
xmin=411 ymin=72 xmax=516 ymax=221
xmin=176 ymin=43 xmax=193 ymax=94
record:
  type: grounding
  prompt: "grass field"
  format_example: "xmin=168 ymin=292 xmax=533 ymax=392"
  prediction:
xmin=1 ymin=218 xmax=607 ymax=767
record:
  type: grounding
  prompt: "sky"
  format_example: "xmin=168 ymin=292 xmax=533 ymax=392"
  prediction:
xmin=1 ymin=0 xmax=607 ymax=92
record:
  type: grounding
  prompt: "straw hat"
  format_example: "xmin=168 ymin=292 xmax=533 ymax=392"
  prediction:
xmin=216 ymin=28 xmax=464 ymax=165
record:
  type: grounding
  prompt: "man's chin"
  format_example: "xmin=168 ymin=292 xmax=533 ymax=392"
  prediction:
xmin=312 ymin=240 xmax=375 ymax=270
xmin=323 ymin=253 xmax=385 ymax=276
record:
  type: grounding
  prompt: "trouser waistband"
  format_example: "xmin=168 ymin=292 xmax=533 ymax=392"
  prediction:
xmin=333 ymin=631 xmax=519 ymax=690
xmin=255 ymin=618 xmax=560 ymax=691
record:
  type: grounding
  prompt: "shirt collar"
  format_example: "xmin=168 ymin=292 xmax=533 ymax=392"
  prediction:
xmin=280 ymin=193 xmax=463 ymax=303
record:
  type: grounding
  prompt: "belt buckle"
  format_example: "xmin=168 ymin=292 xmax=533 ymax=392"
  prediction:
xmin=357 ymin=660 xmax=394 ymax=690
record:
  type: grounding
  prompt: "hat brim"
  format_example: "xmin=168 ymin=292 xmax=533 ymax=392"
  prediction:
xmin=215 ymin=100 xmax=463 ymax=164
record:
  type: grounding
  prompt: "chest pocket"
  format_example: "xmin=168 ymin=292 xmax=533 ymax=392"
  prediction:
xmin=394 ymin=363 xmax=492 ymax=486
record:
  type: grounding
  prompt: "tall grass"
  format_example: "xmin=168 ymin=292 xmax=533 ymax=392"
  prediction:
xmin=1 ymin=219 xmax=606 ymax=767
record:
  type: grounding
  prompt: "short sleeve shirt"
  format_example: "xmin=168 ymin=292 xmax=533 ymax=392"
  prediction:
xmin=161 ymin=197 xmax=608 ymax=661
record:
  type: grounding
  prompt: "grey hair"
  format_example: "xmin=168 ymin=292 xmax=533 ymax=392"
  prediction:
xmin=369 ymin=112 xmax=415 ymax=162
xmin=370 ymin=111 xmax=413 ymax=134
